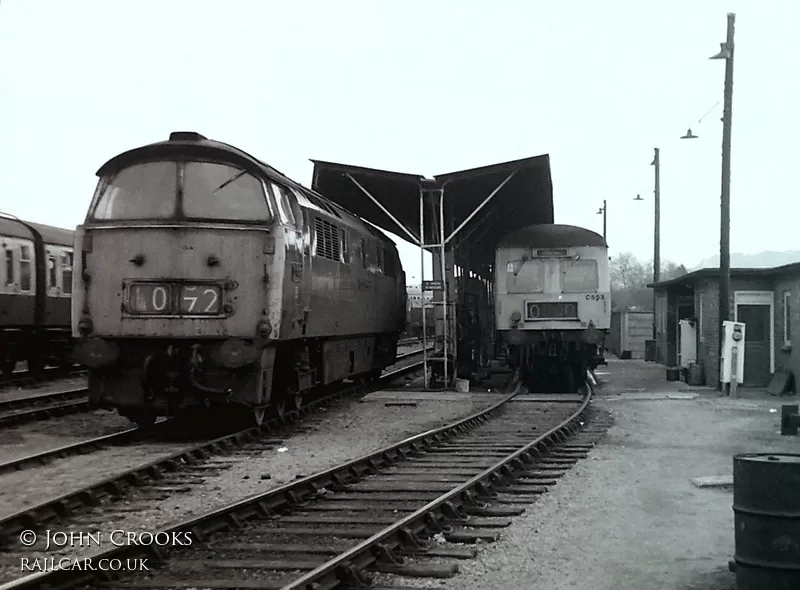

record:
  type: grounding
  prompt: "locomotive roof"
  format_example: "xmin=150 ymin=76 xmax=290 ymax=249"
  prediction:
xmin=497 ymin=224 xmax=607 ymax=248
xmin=95 ymin=132 xmax=396 ymax=247
xmin=0 ymin=215 xmax=74 ymax=246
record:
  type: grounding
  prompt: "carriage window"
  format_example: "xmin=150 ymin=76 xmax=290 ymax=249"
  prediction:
xmin=92 ymin=161 xmax=178 ymax=220
xmin=271 ymin=183 xmax=296 ymax=226
xmin=183 ymin=162 xmax=270 ymax=221
xmin=561 ymin=259 xmax=599 ymax=292
xmin=62 ymin=252 xmax=73 ymax=295
xmin=19 ymin=245 xmax=32 ymax=292
xmin=4 ymin=249 xmax=13 ymax=285
xmin=506 ymin=260 xmax=545 ymax=293
xmin=47 ymin=252 xmax=57 ymax=289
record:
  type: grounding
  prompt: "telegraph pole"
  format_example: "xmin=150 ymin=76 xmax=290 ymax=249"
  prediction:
xmin=713 ymin=13 xmax=735 ymax=391
xmin=651 ymin=148 xmax=661 ymax=340
xmin=602 ymin=199 xmax=607 ymax=240
xmin=597 ymin=200 xmax=607 ymax=240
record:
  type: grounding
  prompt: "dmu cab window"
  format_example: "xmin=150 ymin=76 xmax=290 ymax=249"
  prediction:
xmin=91 ymin=161 xmax=272 ymax=222
xmin=506 ymin=259 xmax=545 ymax=294
xmin=560 ymin=259 xmax=599 ymax=292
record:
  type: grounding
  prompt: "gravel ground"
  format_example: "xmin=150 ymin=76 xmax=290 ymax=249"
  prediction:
xmin=0 ymin=437 xmax=200 ymax=517
xmin=405 ymin=359 xmax=798 ymax=590
xmin=0 ymin=409 xmax=133 ymax=465
xmin=0 ymin=376 xmax=86 ymax=402
xmin=0 ymin=351 xmax=424 ymax=464
xmin=2 ymin=364 xmax=507 ymax=583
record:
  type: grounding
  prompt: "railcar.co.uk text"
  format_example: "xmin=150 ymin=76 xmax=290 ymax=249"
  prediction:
xmin=21 ymin=556 xmax=150 ymax=573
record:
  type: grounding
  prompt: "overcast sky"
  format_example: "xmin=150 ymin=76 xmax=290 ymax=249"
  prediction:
xmin=1 ymin=0 xmax=796 ymax=283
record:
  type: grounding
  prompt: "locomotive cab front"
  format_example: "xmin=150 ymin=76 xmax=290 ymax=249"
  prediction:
xmin=72 ymin=134 xmax=293 ymax=427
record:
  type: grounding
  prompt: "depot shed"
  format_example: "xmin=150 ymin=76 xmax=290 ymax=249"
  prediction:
xmin=650 ymin=263 xmax=800 ymax=389
xmin=607 ymin=309 xmax=654 ymax=359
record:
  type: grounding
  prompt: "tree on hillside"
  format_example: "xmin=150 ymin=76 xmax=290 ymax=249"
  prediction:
xmin=609 ymin=253 xmax=687 ymax=311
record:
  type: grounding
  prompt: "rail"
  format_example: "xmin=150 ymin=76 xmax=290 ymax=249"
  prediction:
xmin=0 ymin=350 xmax=430 ymax=548
xmin=0 ymin=373 xmax=595 ymax=589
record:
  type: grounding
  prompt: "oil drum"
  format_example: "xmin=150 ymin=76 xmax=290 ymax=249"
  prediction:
xmin=733 ymin=453 xmax=800 ymax=589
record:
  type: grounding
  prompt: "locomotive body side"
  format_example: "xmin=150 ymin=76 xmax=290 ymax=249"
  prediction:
xmin=1 ymin=215 xmax=74 ymax=374
xmin=72 ymin=132 xmax=405 ymax=427
xmin=494 ymin=223 xmax=610 ymax=392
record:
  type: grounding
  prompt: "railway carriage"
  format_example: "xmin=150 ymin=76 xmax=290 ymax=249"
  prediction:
xmin=0 ymin=214 xmax=74 ymax=375
xmin=494 ymin=224 xmax=610 ymax=392
xmin=71 ymin=131 xmax=406 ymax=427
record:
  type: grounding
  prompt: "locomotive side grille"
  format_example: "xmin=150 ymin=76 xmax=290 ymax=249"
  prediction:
xmin=525 ymin=301 xmax=579 ymax=320
xmin=315 ymin=217 xmax=341 ymax=261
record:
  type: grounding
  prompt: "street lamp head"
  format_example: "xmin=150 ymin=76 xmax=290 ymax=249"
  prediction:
xmin=634 ymin=194 xmax=643 ymax=201
xmin=681 ymin=128 xmax=698 ymax=140
xmin=596 ymin=208 xmax=603 ymax=215
xmin=710 ymin=42 xmax=732 ymax=60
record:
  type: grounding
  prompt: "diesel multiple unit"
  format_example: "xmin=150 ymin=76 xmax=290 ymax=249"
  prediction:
xmin=71 ymin=132 xmax=407 ymax=427
xmin=494 ymin=224 xmax=610 ymax=392
xmin=0 ymin=214 xmax=74 ymax=375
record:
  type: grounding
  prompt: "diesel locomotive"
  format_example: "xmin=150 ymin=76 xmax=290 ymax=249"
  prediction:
xmin=72 ymin=132 xmax=407 ymax=427
xmin=1 ymin=214 xmax=74 ymax=375
xmin=494 ymin=224 xmax=610 ymax=392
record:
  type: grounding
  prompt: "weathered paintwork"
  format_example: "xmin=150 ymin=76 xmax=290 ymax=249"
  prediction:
xmin=72 ymin=132 xmax=406 ymax=425
xmin=493 ymin=223 xmax=611 ymax=391
xmin=494 ymin=244 xmax=611 ymax=332
xmin=75 ymin=225 xmax=278 ymax=339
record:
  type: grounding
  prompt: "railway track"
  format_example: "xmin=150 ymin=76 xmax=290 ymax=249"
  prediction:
xmin=0 ymin=343 xmax=419 ymax=429
xmin=0 ymin=348 xmax=428 ymax=475
xmin=0 ymin=366 xmax=86 ymax=388
xmin=1 ymin=374 xmax=612 ymax=590
xmin=0 ymin=387 xmax=91 ymax=428
xmin=0 ymin=351 xmax=431 ymax=578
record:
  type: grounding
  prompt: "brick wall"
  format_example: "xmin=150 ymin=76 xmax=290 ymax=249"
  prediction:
xmin=773 ymin=273 xmax=800 ymax=391
xmin=697 ymin=276 xmax=773 ymax=388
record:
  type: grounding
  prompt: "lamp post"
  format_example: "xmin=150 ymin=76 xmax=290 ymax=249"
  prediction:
xmin=596 ymin=200 xmax=607 ymax=240
xmin=710 ymin=13 xmax=736 ymax=391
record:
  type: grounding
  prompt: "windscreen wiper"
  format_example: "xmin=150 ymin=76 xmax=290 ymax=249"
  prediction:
xmin=212 ymin=170 xmax=247 ymax=193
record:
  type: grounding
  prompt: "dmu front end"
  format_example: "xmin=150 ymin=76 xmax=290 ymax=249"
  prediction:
xmin=72 ymin=132 xmax=406 ymax=428
xmin=494 ymin=224 xmax=610 ymax=392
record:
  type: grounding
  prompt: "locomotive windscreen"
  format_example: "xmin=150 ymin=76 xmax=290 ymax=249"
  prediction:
xmin=505 ymin=257 xmax=599 ymax=293
xmin=91 ymin=161 xmax=272 ymax=222
xmin=560 ymin=259 xmax=598 ymax=291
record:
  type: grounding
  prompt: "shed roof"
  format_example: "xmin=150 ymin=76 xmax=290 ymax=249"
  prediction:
xmin=309 ymin=155 xmax=553 ymax=269
xmin=648 ymin=261 xmax=800 ymax=289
